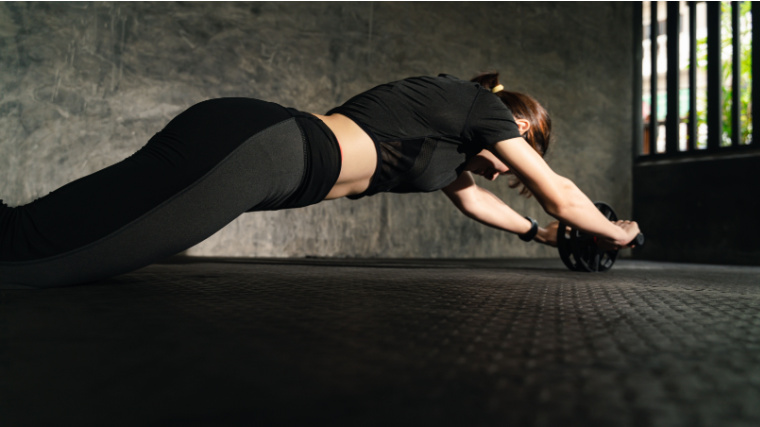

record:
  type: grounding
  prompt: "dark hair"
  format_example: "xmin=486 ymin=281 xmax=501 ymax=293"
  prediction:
xmin=471 ymin=72 xmax=553 ymax=195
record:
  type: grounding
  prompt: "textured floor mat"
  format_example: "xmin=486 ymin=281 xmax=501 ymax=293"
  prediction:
xmin=1 ymin=258 xmax=759 ymax=426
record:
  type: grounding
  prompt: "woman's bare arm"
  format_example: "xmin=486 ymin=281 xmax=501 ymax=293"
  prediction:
xmin=490 ymin=137 xmax=640 ymax=248
xmin=442 ymin=172 xmax=555 ymax=245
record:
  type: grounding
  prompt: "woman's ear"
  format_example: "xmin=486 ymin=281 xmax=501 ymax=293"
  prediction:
xmin=515 ymin=118 xmax=531 ymax=135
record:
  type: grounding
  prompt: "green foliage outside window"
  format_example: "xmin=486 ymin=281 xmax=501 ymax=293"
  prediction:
xmin=696 ymin=1 xmax=752 ymax=146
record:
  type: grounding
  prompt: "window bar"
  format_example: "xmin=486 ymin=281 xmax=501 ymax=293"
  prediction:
xmin=753 ymin=2 xmax=759 ymax=147
xmin=650 ymin=1 xmax=659 ymax=154
xmin=731 ymin=1 xmax=741 ymax=147
xmin=706 ymin=1 xmax=722 ymax=150
xmin=666 ymin=1 xmax=681 ymax=154
xmin=688 ymin=1 xmax=697 ymax=151
xmin=634 ymin=2 xmax=644 ymax=157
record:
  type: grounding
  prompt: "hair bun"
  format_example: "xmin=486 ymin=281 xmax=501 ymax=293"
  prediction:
xmin=470 ymin=72 xmax=501 ymax=92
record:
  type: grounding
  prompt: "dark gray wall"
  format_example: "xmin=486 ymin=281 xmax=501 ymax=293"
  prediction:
xmin=0 ymin=2 xmax=634 ymax=258
xmin=634 ymin=155 xmax=760 ymax=266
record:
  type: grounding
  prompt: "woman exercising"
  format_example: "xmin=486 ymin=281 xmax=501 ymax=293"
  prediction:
xmin=0 ymin=73 xmax=641 ymax=289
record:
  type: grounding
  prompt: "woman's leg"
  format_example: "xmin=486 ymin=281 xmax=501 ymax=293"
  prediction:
xmin=0 ymin=98 xmax=306 ymax=289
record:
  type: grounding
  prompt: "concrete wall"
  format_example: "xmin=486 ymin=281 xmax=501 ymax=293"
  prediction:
xmin=0 ymin=2 xmax=634 ymax=259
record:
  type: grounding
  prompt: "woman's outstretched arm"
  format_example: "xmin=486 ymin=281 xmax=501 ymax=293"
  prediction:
xmin=442 ymin=171 xmax=557 ymax=245
xmin=490 ymin=137 xmax=640 ymax=249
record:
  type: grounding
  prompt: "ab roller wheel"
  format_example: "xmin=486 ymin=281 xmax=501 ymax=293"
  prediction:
xmin=557 ymin=202 xmax=645 ymax=273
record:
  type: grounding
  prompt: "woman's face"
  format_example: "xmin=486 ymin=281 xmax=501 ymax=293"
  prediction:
xmin=466 ymin=118 xmax=531 ymax=181
xmin=465 ymin=149 xmax=511 ymax=181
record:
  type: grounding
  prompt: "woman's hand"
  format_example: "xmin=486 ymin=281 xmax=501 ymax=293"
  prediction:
xmin=534 ymin=221 xmax=560 ymax=247
xmin=596 ymin=220 xmax=641 ymax=250
xmin=535 ymin=220 xmax=641 ymax=250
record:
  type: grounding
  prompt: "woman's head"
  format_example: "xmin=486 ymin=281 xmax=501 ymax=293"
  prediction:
xmin=470 ymin=72 xmax=552 ymax=196
xmin=470 ymin=72 xmax=552 ymax=158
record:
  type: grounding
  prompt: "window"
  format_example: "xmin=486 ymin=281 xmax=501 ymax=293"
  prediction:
xmin=636 ymin=1 xmax=757 ymax=160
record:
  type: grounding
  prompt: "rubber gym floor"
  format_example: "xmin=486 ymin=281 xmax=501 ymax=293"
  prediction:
xmin=2 ymin=257 xmax=759 ymax=427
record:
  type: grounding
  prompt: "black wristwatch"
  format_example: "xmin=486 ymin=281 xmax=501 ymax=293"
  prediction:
xmin=519 ymin=216 xmax=539 ymax=242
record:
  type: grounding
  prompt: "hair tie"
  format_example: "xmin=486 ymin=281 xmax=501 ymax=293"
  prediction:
xmin=491 ymin=84 xmax=504 ymax=93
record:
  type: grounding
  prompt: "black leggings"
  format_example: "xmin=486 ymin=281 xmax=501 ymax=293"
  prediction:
xmin=0 ymin=98 xmax=341 ymax=289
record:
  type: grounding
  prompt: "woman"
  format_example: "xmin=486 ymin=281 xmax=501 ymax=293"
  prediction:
xmin=0 ymin=73 xmax=640 ymax=289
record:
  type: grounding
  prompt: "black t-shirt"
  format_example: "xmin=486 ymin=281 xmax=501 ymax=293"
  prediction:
xmin=327 ymin=74 xmax=522 ymax=198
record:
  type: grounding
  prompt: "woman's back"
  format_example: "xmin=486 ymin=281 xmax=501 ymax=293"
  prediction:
xmin=325 ymin=75 xmax=522 ymax=198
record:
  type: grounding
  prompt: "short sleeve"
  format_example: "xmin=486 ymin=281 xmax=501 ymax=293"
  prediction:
xmin=465 ymin=91 xmax=522 ymax=145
